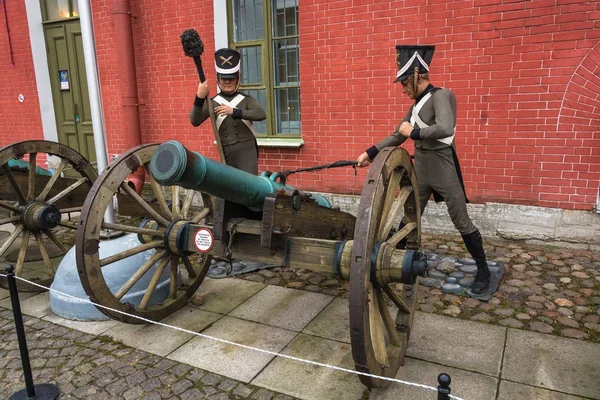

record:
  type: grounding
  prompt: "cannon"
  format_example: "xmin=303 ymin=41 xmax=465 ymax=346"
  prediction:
xmin=73 ymin=140 xmax=426 ymax=388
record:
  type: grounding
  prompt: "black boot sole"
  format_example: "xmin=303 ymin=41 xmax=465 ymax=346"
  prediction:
xmin=471 ymin=277 xmax=490 ymax=294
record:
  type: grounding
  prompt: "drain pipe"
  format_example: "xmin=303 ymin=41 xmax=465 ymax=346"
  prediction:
xmin=113 ymin=0 xmax=144 ymax=193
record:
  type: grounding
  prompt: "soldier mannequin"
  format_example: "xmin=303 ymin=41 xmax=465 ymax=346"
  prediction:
xmin=191 ymin=48 xmax=266 ymax=175
xmin=356 ymin=45 xmax=491 ymax=294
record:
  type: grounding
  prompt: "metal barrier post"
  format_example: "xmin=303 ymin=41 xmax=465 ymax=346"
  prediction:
xmin=437 ymin=373 xmax=451 ymax=400
xmin=6 ymin=265 xmax=60 ymax=400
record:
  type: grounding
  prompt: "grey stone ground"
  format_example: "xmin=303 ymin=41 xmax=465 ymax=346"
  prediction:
xmin=1 ymin=232 xmax=599 ymax=399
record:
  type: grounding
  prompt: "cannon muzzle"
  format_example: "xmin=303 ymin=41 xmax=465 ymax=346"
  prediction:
xmin=150 ymin=141 xmax=330 ymax=211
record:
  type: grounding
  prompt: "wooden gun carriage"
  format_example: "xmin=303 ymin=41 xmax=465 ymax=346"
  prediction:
xmin=0 ymin=140 xmax=426 ymax=388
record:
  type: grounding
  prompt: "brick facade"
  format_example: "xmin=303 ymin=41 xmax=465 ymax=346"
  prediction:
xmin=1 ymin=0 xmax=599 ymax=210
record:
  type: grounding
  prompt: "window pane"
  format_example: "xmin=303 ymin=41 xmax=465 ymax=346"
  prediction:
xmin=242 ymin=89 xmax=267 ymax=135
xmin=273 ymin=0 xmax=298 ymax=37
xmin=239 ymin=46 xmax=262 ymax=85
xmin=44 ymin=0 xmax=71 ymax=20
xmin=232 ymin=0 xmax=264 ymax=41
xmin=274 ymin=39 xmax=299 ymax=86
xmin=275 ymin=88 xmax=300 ymax=135
xmin=72 ymin=0 xmax=79 ymax=17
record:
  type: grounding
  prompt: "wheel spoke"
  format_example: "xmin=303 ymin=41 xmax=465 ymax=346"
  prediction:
xmin=43 ymin=230 xmax=69 ymax=254
xmin=101 ymin=222 xmax=164 ymax=238
xmin=378 ymin=186 xmax=412 ymax=241
xmin=181 ymin=190 xmax=195 ymax=219
xmin=378 ymin=168 xmax=403 ymax=228
xmin=14 ymin=229 xmax=31 ymax=276
xmin=0 ymin=224 xmax=23 ymax=258
xmin=57 ymin=221 xmax=78 ymax=230
xmin=36 ymin=158 xmax=69 ymax=202
xmin=191 ymin=208 xmax=211 ymax=224
xmin=172 ymin=186 xmax=181 ymax=219
xmin=376 ymin=288 xmax=402 ymax=347
xmin=119 ymin=182 xmax=170 ymax=226
xmin=100 ymin=240 xmax=164 ymax=267
xmin=27 ymin=153 xmax=37 ymax=201
xmin=369 ymin=285 xmax=389 ymax=367
xmin=381 ymin=284 xmax=412 ymax=315
xmin=138 ymin=255 xmax=171 ymax=310
xmin=33 ymin=231 xmax=54 ymax=275
xmin=113 ymin=249 xmax=167 ymax=300
xmin=181 ymin=254 xmax=197 ymax=278
xmin=59 ymin=206 xmax=83 ymax=214
xmin=46 ymin=177 xmax=89 ymax=205
xmin=169 ymin=255 xmax=179 ymax=299
xmin=147 ymin=170 xmax=172 ymax=219
xmin=386 ymin=222 xmax=417 ymax=248
xmin=2 ymin=165 xmax=27 ymax=204
xmin=0 ymin=216 xmax=21 ymax=225
xmin=0 ymin=201 xmax=22 ymax=213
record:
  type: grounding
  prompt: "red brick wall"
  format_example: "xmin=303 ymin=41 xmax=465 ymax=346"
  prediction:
xmin=0 ymin=0 xmax=44 ymax=144
xmin=1 ymin=0 xmax=599 ymax=210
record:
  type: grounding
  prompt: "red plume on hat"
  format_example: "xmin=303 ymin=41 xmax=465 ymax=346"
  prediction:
xmin=394 ymin=45 xmax=435 ymax=83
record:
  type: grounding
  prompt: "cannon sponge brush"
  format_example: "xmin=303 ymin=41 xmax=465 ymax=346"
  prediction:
xmin=181 ymin=29 xmax=204 ymax=57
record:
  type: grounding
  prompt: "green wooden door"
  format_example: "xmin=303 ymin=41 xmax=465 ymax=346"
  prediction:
xmin=44 ymin=20 xmax=96 ymax=164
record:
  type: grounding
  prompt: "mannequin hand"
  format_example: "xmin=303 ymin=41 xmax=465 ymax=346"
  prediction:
xmin=400 ymin=122 xmax=413 ymax=138
xmin=357 ymin=152 xmax=371 ymax=167
xmin=196 ymin=81 xmax=210 ymax=98
xmin=215 ymin=105 xmax=234 ymax=116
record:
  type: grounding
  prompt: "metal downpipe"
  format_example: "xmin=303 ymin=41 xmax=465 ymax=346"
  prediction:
xmin=112 ymin=0 xmax=144 ymax=193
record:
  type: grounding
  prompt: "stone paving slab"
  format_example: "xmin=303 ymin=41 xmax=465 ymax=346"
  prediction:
xmin=406 ymin=311 xmax=506 ymax=377
xmin=228 ymin=285 xmax=334 ymax=331
xmin=502 ymin=328 xmax=600 ymax=399
xmin=252 ymin=333 xmax=366 ymax=400
xmin=104 ymin=306 xmax=222 ymax=357
xmin=370 ymin=357 xmax=498 ymax=400
xmin=195 ymin=276 xmax=266 ymax=314
xmin=497 ymin=381 xmax=590 ymax=400
xmin=0 ymin=290 xmax=41 ymax=312
xmin=43 ymin=312 xmax=119 ymax=335
xmin=168 ymin=315 xmax=298 ymax=383
xmin=0 ymin=288 xmax=8 ymax=301
xmin=302 ymin=297 xmax=352 ymax=343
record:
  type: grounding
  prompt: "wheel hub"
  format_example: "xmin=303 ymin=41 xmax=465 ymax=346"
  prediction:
xmin=22 ymin=202 xmax=62 ymax=231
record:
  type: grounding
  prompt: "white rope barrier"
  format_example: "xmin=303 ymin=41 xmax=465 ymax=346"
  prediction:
xmin=0 ymin=272 xmax=464 ymax=400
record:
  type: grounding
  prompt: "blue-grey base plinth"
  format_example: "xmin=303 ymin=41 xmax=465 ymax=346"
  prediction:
xmin=9 ymin=383 xmax=59 ymax=400
xmin=50 ymin=234 xmax=175 ymax=321
xmin=468 ymin=264 xmax=505 ymax=301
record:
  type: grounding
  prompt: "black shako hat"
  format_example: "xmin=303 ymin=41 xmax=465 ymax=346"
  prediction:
xmin=394 ymin=45 xmax=435 ymax=83
xmin=215 ymin=48 xmax=241 ymax=79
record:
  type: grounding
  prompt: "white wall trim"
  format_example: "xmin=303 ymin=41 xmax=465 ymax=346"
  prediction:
xmin=214 ymin=1 xmax=228 ymax=52
xmin=25 ymin=0 xmax=58 ymax=143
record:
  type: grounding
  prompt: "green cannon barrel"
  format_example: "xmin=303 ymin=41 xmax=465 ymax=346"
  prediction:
xmin=149 ymin=141 xmax=330 ymax=211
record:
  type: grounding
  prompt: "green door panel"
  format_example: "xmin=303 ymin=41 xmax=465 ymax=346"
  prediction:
xmin=44 ymin=19 xmax=96 ymax=165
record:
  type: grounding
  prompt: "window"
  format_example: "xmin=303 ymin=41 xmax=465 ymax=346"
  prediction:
xmin=229 ymin=0 xmax=301 ymax=138
xmin=40 ymin=0 xmax=79 ymax=22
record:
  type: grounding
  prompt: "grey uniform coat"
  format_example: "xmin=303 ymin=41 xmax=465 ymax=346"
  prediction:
xmin=190 ymin=91 xmax=266 ymax=175
xmin=366 ymin=84 xmax=476 ymax=235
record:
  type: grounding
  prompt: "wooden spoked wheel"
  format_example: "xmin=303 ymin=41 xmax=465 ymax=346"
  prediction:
xmin=349 ymin=147 xmax=421 ymax=388
xmin=0 ymin=140 xmax=97 ymax=290
xmin=75 ymin=144 xmax=212 ymax=323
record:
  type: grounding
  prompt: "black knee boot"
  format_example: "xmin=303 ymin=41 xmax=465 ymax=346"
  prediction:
xmin=461 ymin=230 xmax=490 ymax=294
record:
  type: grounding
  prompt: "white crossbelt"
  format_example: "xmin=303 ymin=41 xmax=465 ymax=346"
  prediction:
xmin=410 ymin=92 xmax=455 ymax=146
xmin=213 ymin=94 xmax=254 ymax=133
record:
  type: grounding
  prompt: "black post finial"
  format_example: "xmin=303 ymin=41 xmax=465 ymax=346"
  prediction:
xmin=6 ymin=264 xmax=14 ymax=274
xmin=437 ymin=373 xmax=451 ymax=400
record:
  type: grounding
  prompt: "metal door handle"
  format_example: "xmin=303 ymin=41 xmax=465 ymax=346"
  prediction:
xmin=74 ymin=103 xmax=80 ymax=123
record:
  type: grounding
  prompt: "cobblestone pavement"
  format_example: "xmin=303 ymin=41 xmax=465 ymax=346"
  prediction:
xmin=0 ymin=310 xmax=297 ymax=400
xmin=229 ymin=233 xmax=600 ymax=343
